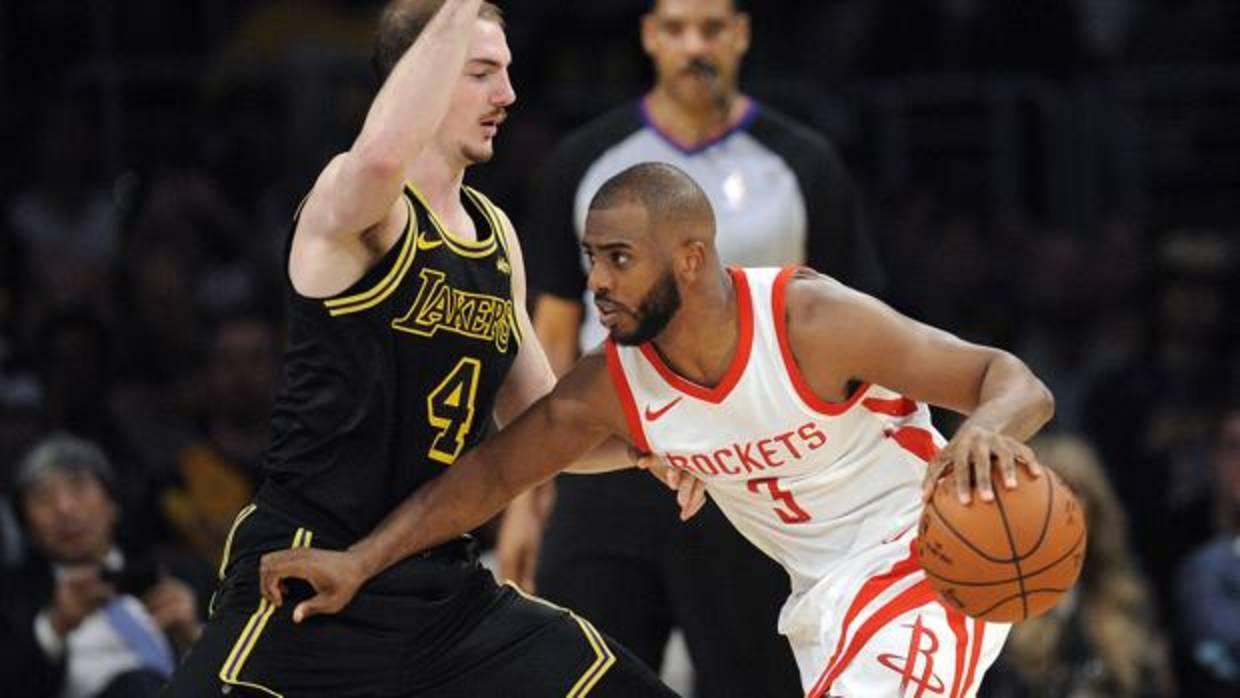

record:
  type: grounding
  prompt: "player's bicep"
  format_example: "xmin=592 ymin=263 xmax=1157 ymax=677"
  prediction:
xmin=797 ymin=280 xmax=996 ymax=414
xmin=532 ymin=294 xmax=584 ymax=376
xmin=493 ymin=301 xmax=555 ymax=428
xmin=486 ymin=357 xmax=619 ymax=490
xmin=299 ymin=152 xmax=405 ymax=242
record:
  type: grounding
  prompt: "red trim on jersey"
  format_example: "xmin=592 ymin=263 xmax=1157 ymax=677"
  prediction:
xmin=960 ymin=619 xmax=986 ymax=696
xmin=946 ymin=609 xmax=969 ymax=698
xmin=638 ymin=267 xmax=753 ymax=404
xmin=809 ymin=580 xmax=939 ymax=697
xmin=810 ymin=540 xmax=921 ymax=697
xmin=892 ymin=426 xmax=941 ymax=464
xmin=772 ymin=265 xmax=871 ymax=416
xmin=605 ymin=340 xmax=651 ymax=452
xmin=862 ymin=396 xmax=919 ymax=417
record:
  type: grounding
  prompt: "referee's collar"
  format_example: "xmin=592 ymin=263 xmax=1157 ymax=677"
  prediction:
xmin=638 ymin=96 xmax=759 ymax=156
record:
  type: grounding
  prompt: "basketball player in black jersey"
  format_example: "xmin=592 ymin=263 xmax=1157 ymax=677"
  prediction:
xmin=167 ymin=2 xmax=682 ymax=695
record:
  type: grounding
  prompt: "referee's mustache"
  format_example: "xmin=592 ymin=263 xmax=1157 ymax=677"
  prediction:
xmin=684 ymin=58 xmax=719 ymax=81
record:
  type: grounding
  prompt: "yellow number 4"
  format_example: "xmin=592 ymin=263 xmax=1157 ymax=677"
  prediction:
xmin=427 ymin=357 xmax=481 ymax=464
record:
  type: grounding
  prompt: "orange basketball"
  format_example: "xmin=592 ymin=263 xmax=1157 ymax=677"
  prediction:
xmin=917 ymin=465 xmax=1087 ymax=623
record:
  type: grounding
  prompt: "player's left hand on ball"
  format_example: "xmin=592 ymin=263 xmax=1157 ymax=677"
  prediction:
xmin=922 ymin=425 xmax=1042 ymax=505
xmin=632 ymin=448 xmax=708 ymax=521
xmin=259 ymin=548 xmax=367 ymax=623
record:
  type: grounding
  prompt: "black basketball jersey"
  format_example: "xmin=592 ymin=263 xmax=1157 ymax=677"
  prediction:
xmin=260 ymin=184 xmax=521 ymax=542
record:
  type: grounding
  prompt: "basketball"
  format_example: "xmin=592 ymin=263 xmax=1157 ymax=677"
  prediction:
xmin=917 ymin=464 xmax=1087 ymax=623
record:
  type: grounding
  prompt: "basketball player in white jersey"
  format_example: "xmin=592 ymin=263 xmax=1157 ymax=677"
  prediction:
xmin=260 ymin=162 xmax=1055 ymax=697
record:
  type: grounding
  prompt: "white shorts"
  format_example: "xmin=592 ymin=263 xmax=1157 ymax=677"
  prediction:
xmin=781 ymin=536 xmax=1010 ymax=698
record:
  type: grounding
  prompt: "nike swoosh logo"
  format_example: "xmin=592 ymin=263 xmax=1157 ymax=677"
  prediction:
xmin=416 ymin=235 xmax=443 ymax=251
xmin=644 ymin=397 xmax=684 ymax=421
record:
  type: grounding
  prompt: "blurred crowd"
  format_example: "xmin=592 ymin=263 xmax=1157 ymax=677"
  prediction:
xmin=1 ymin=1 xmax=1238 ymax=697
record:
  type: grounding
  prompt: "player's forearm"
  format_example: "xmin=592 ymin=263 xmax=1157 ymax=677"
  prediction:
xmin=352 ymin=0 xmax=480 ymax=172
xmin=349 ymin=452 xmax=515 ymax=580
xmin=349 ymin=396 xmax=605 ymax=580
xmin=961 ymin=352 xmax=1055 ymax=441
xmin=564 ymin=437 xmax=635 ymax=473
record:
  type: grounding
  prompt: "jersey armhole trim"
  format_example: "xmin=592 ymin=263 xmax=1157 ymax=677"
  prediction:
xmin=772 ymin=265 xmax=870 ymax=415
xmin=468 ymin=189 xmax=523 ymax=347
xmin=605 ymin=340 xmax=651 ymax=452
xmin=323 ymin=197 xmax=418 ymax=316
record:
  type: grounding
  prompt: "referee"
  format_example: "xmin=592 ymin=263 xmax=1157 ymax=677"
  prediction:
xmin=497 ymin=1 xmax=884 ymax=696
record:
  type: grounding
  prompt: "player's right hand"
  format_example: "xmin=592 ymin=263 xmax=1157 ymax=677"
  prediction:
xmin=922 ymin=425 xmax=1042 ymax=505
xmin=260 ymin=548 xmax=367 ymax=623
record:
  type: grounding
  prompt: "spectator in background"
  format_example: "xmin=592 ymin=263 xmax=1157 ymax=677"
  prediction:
xmin=982 ymin=433 xmax=1174 ymax=698
xmin=1083 ymin=229 xmax=1234 ymax=614
xmin=1175 ymin=404 xmax=1240 ymax=697
xmin=498 ymin=1 xmax=882 ymax=694
xmin=34 ymin=307 xmax=162 ymax=541
xmin=5 ymin=98 xmax=118 ymax=316
xmin=0 ymin=434 xmax=201 ymax=698
xmin=161 ymin=311 xmax=277 ymax=570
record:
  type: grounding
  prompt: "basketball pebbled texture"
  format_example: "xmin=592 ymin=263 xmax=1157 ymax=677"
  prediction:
xmin=917 ymin=465 xmax=1087 ymax=623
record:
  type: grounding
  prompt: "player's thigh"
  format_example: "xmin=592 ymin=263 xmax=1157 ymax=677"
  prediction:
xmin=667 ymin=501 xmax=802 ymax=697
xmin=420 ymin=587 xmax=676 ymax=698
xmin=816 ymin=601 xmax=1009 ymax=698
xmin=164 ymin=610 xmax=255 ymax=697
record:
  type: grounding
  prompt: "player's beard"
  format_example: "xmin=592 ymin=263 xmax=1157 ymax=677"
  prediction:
xmin=612 ymin=270 xmax=681 ymax=346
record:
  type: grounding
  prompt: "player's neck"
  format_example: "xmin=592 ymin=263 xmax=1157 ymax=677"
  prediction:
xmin=652 ymin=270 xmax=739 ymax=388
xmin=405 ymin=150 xmax=467 ymax=219
xmin=645 ymin=88 xmax=749 ymax=147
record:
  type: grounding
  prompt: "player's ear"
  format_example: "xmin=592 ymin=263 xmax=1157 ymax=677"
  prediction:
xmin=677 ymin=240 xmax=708 ymax=279
xmin=640 ymin=13 xmax=658 ymax=57
xmin=733 ymin=13 xmax=751 ymax=56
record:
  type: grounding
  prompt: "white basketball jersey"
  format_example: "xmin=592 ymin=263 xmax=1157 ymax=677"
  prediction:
xmin=606 ymin=267 xmax=946 ymax=595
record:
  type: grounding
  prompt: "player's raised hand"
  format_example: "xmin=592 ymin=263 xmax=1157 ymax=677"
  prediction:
xmin=259 ymin=548 xmax=367 ymax=623
xmin=633 ymin=448 xmax=708 ymax=520
xmin=922 ymin=425 xmax=1042 ymax=505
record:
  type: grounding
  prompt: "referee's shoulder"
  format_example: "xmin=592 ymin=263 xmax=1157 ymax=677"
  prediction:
xmin=551 ymin=102 xmax=644 ymax=160
xmin=748 ymin=102 xmax=843 ymax=159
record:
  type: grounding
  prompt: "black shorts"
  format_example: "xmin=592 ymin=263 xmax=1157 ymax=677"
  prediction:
xmin=537 ymin=471 xmax=803 ymax=697
xmin=167 ymin=503 xmax=674 ymax=697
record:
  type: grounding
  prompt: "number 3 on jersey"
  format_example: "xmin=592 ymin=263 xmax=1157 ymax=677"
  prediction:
xmin=747 ymin=477 xmax=812 ymax=524
xmin=427 ymin=357 xmax=481 ymax=464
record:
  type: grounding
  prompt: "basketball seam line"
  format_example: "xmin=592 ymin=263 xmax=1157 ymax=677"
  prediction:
xmin=991 ymin=485 xmax=1028 ymax=619
xmin=920 ymin=529 xmax=1086 ymax=586
xmin=925 ymin=472 xmax=1057 ymax=564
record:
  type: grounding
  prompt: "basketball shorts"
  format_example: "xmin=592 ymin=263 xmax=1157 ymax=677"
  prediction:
xmin=166 ymin=502 xmax=675 ymax=697
xmin=781 ymin=531 xmax=1010 ymax=698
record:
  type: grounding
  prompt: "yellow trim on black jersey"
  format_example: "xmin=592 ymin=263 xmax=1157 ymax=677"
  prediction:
xmin=324 ymin=197 xmax=419 ymax=317
xmin=405 ymin=182 xmax=498 ymax=258
xmin=463 ymin=186 xmax=511 ymax=256
xmin=462 ymin=188 xmax=524 ymax=348
xmin=504 ymin=582 xmax=617 ymax=696
xmin=218 ymin=527 xmax=314 ymax=695
xmin=218 ymin=503 xmax=257 ymax=580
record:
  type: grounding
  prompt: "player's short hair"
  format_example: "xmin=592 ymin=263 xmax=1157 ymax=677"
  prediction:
xmin=372 ymin=0 xmax=504 ymax=81
xmin=589 ymin=162 xmax=714 ymax=234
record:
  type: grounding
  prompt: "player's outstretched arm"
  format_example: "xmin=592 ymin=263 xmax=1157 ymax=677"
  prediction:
xmin=259 ymin=354 xmax=622 ymax=621
xmin=298 ymin=0 xmax=482 ymax=245
xmin=785 ymin=270 xmax=1055 ymax=505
